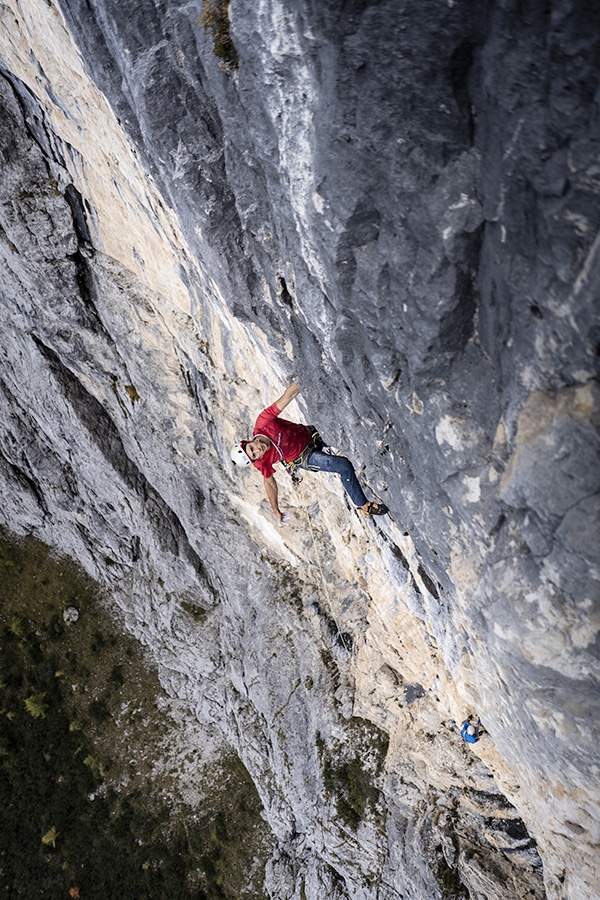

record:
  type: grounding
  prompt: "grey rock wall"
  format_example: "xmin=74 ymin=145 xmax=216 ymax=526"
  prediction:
xmin=0 ymin=1 xmax=599 ymax=899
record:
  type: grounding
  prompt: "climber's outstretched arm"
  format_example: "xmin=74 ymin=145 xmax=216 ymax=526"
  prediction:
xmin=264 ymin=475 xmax=284 ymax=523
xmin=273 ymin=381 xmax=299 ymax=413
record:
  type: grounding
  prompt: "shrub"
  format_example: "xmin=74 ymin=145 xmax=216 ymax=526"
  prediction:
xmin=24 ymin=692 xmax=47 ymax=719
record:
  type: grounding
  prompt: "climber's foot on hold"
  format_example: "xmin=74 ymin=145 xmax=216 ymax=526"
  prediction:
xmin=361 ymin=501 xmax=388 ymax=516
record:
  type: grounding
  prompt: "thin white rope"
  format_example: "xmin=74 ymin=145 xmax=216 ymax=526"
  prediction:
xmin=297 ymin=483 xmax=352 ymax=655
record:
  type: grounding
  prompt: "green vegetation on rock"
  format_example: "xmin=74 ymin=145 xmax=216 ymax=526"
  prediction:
xmin=434 ymin=850 xmax=469 ymax=899
xmin=0 ymin=529 xmax=271 ymax=900
xmin=200 ymin=0 xmax=239 ymax=71
xmin=316 ymin=719 xmax=389 ymax=832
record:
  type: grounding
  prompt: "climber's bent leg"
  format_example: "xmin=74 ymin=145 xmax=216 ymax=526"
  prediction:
xmin=306 ymin=450 xmax=368 ymax=507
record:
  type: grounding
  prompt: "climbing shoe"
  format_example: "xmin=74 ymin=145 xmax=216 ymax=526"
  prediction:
xmin=361 ymin=501 xmax=389 ymax=516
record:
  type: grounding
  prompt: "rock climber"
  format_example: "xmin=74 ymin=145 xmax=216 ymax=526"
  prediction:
xmin=461 ymin=717 xmax=484 ymax=744
xmin=230 ymin=381 xmax=388 ymax=525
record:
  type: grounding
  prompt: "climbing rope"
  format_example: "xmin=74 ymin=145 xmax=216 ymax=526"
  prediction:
xmin=297 ymin=484 xmax=353 ymax=655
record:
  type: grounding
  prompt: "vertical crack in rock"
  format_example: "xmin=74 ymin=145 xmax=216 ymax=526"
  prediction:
xmin=31 ymin=336 xmax=215 ymax=600
xmin=0 ymin=66 xmax=67 ymax=169
xmin=64 ymin=183 xmax=93 ymax=248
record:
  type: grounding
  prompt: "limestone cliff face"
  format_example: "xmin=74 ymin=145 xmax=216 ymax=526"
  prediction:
xmin=0 ymin=1 xmax=599 ymax=899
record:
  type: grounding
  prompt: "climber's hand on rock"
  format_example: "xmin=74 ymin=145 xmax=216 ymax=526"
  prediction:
xmin=277 ymin=512 xmax=289 ymax=527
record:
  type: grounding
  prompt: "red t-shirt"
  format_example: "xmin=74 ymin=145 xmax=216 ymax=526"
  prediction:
xmin=251 ymin=403 xmax=310 ymax=478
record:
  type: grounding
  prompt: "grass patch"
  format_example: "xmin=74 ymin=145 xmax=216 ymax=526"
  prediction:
xmin=200 ymin=0 xmax=239 ymax=71
xmin=181 ymin=599 xmax=208 ymax=624
xmin=0 ymin=529 xmax=271 ymax=900
xmin=260 ymin=556 xmax=305 ymax=616
xmin=124 ymin=384 xmax=140 ymax=403
xmin=276 ymin=562 xmax=304 ymax=615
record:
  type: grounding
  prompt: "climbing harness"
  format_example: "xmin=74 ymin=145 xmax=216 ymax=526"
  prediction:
xmin=282 ymin=425 xmax=326 ymax=485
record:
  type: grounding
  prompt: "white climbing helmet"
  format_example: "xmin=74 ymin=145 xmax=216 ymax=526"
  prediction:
xmin=231 ymin=442 xmax=251 ymax=467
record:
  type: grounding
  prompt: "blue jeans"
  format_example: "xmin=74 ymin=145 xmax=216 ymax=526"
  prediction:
xmin=306 ymin=450 xmax=367 ymax=507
